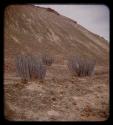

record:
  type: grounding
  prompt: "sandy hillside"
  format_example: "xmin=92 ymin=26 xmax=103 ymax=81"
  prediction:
xmin=4 ymin=5 xmax=109 ymax=121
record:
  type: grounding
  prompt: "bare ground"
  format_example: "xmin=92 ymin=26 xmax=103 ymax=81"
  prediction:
xmin=4 ymin=64 xmax=109 ymax=121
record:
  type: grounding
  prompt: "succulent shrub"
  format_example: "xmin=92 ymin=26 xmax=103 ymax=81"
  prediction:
xmin=67 ymin=55 xmax=96 ymax=77
xmin=15 ymin=54 xmax=46 ymax=82
xmin=42 ymin=54 xmax=54 ymax=66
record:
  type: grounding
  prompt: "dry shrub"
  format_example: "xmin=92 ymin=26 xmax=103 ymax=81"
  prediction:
xmin=42 ymin=54 xmax=54 ymax=66
xmin=15 ymin=54 xmax=46 ymax=82
xmin=67 ymin=55 xmax=96 ymax=77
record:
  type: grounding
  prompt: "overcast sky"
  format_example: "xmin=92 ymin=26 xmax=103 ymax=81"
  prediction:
xmin=35 ymin=5 xmax=110 ymax=42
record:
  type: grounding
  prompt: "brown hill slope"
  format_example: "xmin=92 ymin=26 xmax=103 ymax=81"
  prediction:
xmin=4 ymin=5 xmax=109 ymax=72
xmin=4 ymin=5 xmax=109 ymax=121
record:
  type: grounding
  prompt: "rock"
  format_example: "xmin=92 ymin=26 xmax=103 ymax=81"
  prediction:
xmin=47 ymin=110 xmax=60 ymax=116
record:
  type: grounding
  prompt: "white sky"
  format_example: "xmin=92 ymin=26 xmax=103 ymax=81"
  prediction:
xmin=35 ymin=4 xmax=110 ymax=42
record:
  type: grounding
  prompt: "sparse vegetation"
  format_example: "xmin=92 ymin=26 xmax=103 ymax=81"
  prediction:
xmin=67 ymin=56 xmax=96 ymax=77
xmin=42 ymin=54 xmax=54 ymax=66
xmin=15 ymin=54 xmax=46 ymax=82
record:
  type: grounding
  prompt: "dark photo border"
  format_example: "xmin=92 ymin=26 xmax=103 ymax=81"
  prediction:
xmin=0 ymin=0 xmax=111 ymax=124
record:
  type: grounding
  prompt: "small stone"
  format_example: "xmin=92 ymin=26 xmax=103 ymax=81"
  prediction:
xmin=60 ymin=91 xmax=63 ymax=94
xmin=72 ymin=102 xmax=77 ymax=105
xmin=51 ymin=97 xmax=56 ymax=101
xmin=47 ymin=110 xmax=59 ymax=116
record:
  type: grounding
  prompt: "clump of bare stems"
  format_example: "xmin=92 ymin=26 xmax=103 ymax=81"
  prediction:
xmin=41 ymin=54 xmax=54 ymax=66
xmin=15 ymin=54 xmax=46 ymax=83
xmin=67 ymin=55 xmax=96 ymax=77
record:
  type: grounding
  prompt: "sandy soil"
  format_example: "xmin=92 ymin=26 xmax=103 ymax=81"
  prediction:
xmin=4 ymin=64 xmax=109 ymax=121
